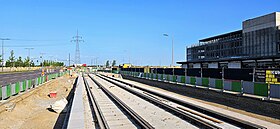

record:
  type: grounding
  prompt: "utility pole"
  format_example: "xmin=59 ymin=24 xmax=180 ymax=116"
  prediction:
xmin=163 ymin=34 xmax=174 ymax=75
xmin=69 ymin=53 xmax=71 ymax=67
xmin=71 ymin=30 xmax=84 ymax=65
xmin=25 ymin=48 xmax=34 ymax=71
xmin=0 ymin=38 xmax=10 ymax=72
xmin=40 ymin=53 xmax=46 ymax=76
xmin=163 ymin=34 xmax=174 ymax=67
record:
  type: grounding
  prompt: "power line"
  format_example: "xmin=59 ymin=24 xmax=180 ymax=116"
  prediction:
xmin=10 ymin=39 xmax=66 ymax=42
xmin=5 ymin=44 xmax=72 ymax=48
xmin=71 ymin=30 xmax=84 ymax=64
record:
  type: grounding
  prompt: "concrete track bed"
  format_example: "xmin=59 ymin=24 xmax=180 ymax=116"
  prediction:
xmin=123 ymin=75 xmax=280 ymax=125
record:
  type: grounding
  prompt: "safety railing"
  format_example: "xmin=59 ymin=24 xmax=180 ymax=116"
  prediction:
xmin=120 ymin=71 xmax=280 ymax=99
xmin=0 ymin=71 xmax=69 ymax=100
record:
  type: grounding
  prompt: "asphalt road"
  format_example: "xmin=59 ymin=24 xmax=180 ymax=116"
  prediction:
xmin=0 ymin=69 xmax=59 ymax=86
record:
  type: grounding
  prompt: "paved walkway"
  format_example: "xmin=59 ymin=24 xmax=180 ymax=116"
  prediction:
xmin=67 ymin=76 xmax=85 ymax=129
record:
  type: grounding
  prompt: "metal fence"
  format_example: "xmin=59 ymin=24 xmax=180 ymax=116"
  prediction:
xmin=120 ymin=71 xmax=280 ymax=99
xmin=1 ymin=71 xmax=68 ymax=100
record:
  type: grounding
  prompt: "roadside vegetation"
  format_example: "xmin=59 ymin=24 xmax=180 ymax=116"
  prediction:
xmin=4 ymin=50 xmax=64 ymax=67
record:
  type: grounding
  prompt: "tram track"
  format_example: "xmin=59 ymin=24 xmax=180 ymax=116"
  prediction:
xmin=92 ymin=74 xmax=222 ymax=129
xmin=83 ymin=75 xmax=154 ymax=129
xmin=97 ymin=73 xmax=266 ymax=129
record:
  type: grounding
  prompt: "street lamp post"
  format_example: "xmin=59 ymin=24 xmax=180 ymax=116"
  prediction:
xmin=40 ymin=53 xmax=45 ymax=76
xmin=163 ymin=34 xmax=174 ymax=75
xmin=25 ymin=48 xmax=34 ymax=71
xmin=0 ymin=38 xmax=10 ymax=72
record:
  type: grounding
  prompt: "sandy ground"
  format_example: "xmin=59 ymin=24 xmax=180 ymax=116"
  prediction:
xmin=0 ymin=74 xmax=75 ymax=129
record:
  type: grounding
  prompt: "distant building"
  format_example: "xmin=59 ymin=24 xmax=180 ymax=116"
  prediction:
xmin=121 ymin=63 xmax=132 ymax=68
xmin=178 ymin=12 xmax=280 ymax=69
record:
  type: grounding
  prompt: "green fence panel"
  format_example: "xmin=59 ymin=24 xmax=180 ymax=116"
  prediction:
xmin=254 ymin=83 xmax=268 ymax=97
xmin=28 ymin=80 xmax=32 ymax=88
xmin=167 ymin=75 xmax=170 ymax=81
xmin=37 ymin=77 xmax=40 ymax=85
xmin=15 ymin=82 xmax=20 ymax=94
xmin=190 ymin=77 xmax=196 ymax=85
xmin=0 ymin=86 xmax=2 ymax=100
xmin=231 ymin=81 xmax=242 ymax=92
xmin=202 ymin=78 xmax=209 ymax=87
xmin=6 ymin=84 xmax=11 ymax=97
xmin=181 ymin=76 xmax=186 ymax=83
xmin=156 ymin=74 xmax=158 ymax=80
xmin=160 ymin=74 xmax=163 ymax=80
xmin=172 ymin=75 xmax=176 ymax=82
xmin=23 ymin=80 xmax=26 ymax=91
xmin=215 ymin=79 xmax=223 ymax=89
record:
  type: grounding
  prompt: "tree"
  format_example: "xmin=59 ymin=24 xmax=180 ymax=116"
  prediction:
xmin=30 ymin=60 xmax=35 ymax=67
xmin=0 ymin=55 xmax=2 ymax=64
xmin=15 ymin=56 xmax=23 ymax=67
xmin=23 ymin=57 xmax=30 ymax=67
xmin=40 ymin=60 xmax=64 ymax=67
xmin=106 ymin=60 xmax=110 ymax=68
xmin=5 ymin=50 xmax=15 ymax=67
xmin=112 ymin=60 xmax=116 ymax=67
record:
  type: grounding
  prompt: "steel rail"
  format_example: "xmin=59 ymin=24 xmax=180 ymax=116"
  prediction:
xmin=88 ymin=75 xmax=154 ymax=129
xmin=95 ymin=74 xmax=221 ymax=129
xmin=100 ymin=74 xmax=267 ymax=129
xmin=82 ymin=75 xmax=108 ymax=129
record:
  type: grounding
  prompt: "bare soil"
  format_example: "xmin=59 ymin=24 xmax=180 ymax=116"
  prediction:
xmin=0 ymin=74 xmax=76 ymax=129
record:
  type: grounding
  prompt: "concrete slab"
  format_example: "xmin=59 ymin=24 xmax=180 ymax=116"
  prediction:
xmin=67 ymin=76 xmax=85 ymax=129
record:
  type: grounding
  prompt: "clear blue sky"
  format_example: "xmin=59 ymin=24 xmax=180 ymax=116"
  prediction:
xmin=0 ymin=0 xmax=279 ymax=66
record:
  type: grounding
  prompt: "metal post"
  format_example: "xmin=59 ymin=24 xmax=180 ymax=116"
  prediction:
xmin=69 ymin=53 xmax=70 ymax=67
xmin=1 ymin=38 xmax=10 ymax=72
xmin=200 ymin=67 xmax=203 ymax=78
xmin=172 ymin=35 xmax=174 ymax=67
xmin=253 ymin=67 xmax=255 ymax=82
xmin=222 ymin=67 xmax=225 ymax=92
xmin=240 ymin=80 xmax=244 ymax=96
xmin=40 ymin=53 xmax=45 ymax=76
xmin=163 ymin=34 xmax=174 ymax=67
xmin=267 ymin=83 xmax=271 ymax=100
xmin=222 ymin=67 xmax=225 ymax=80
xmin=25 ymin=48 xmax=34 ymax=71
xmin=1 ymin=40 xmax=3 ymax=72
